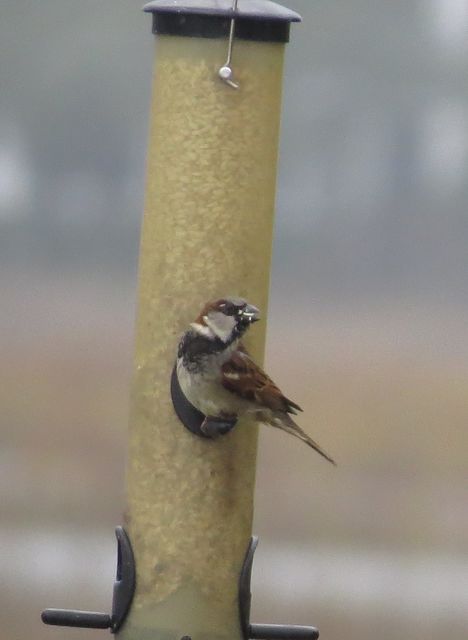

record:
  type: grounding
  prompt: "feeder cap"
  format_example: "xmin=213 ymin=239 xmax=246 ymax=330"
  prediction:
xmin=143 ymin=0 xmax=302 ymax=43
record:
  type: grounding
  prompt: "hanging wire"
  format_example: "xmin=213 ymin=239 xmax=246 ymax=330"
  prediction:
xmin=218 ymin=0 xmax=240 ymax=89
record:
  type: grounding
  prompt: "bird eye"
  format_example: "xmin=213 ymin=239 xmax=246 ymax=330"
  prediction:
xmin=219 ymin=301 xmax=245 ymax=316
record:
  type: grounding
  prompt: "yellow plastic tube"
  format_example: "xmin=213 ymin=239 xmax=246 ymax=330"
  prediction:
xmin=120 ymin=26 xmax=289 ymax=640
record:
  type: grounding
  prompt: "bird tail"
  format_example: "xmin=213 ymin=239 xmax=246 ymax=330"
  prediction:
xmin=271 ymin=413 xmax=336 ymax=465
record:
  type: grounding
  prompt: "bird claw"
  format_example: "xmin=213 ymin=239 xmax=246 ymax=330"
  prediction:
xmin=201 ymin=416 xmax=238 ymax=438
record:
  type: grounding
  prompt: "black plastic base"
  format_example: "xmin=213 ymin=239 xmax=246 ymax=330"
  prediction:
xmin=41 ymin=529 xmax=319 ymax=640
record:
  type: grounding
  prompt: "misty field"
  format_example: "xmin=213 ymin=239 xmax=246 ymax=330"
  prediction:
xmin=2 ymin=273 xmax=467 ymax=640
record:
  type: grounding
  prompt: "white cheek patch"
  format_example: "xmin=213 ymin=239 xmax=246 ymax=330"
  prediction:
xmin=204 ymin=312 xmax=237 ymax=342
xmin=190 ymin=322 xmax=214 ymax=338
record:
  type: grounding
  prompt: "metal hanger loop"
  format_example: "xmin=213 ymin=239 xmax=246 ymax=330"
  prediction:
xmin=218 ymin=0 xmax=240 ymax=89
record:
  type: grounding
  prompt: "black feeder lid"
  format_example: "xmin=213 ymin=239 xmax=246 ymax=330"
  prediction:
xmin=143 ymin=0 xmax=302 ymax=43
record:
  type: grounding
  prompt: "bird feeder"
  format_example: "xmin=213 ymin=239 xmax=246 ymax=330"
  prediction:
xmin=42 ymin=2 xmax=319 ymax=640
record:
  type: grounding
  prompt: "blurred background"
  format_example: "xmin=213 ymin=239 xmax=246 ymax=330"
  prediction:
xmin=1 ymin=1 xmax=467 ymax=639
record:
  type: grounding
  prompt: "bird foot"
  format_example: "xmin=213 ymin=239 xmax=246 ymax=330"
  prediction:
xmin=200 ymin=415 xmax=238 ymax=438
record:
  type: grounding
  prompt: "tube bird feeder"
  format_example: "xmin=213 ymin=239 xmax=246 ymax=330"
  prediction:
xmin=123 ymin=2 xmax=301 ymax=638
xmin=42 ymin=2 xmax=320 ymax=640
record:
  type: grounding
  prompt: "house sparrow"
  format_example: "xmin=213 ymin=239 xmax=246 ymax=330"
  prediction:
xmin=176 ymin=297 xmax=336 ymax=465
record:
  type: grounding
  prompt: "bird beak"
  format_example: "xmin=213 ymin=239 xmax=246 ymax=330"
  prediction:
xmin=241 ymin=304 xmax=260 ymax=323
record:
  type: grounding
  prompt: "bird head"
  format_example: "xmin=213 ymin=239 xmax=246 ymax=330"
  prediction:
xmin=194 ymin=297 xmax=260 ymax=344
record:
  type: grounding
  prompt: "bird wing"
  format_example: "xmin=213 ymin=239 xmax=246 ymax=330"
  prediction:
xmin=221 ymin=347 xmax=302 ymax=415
